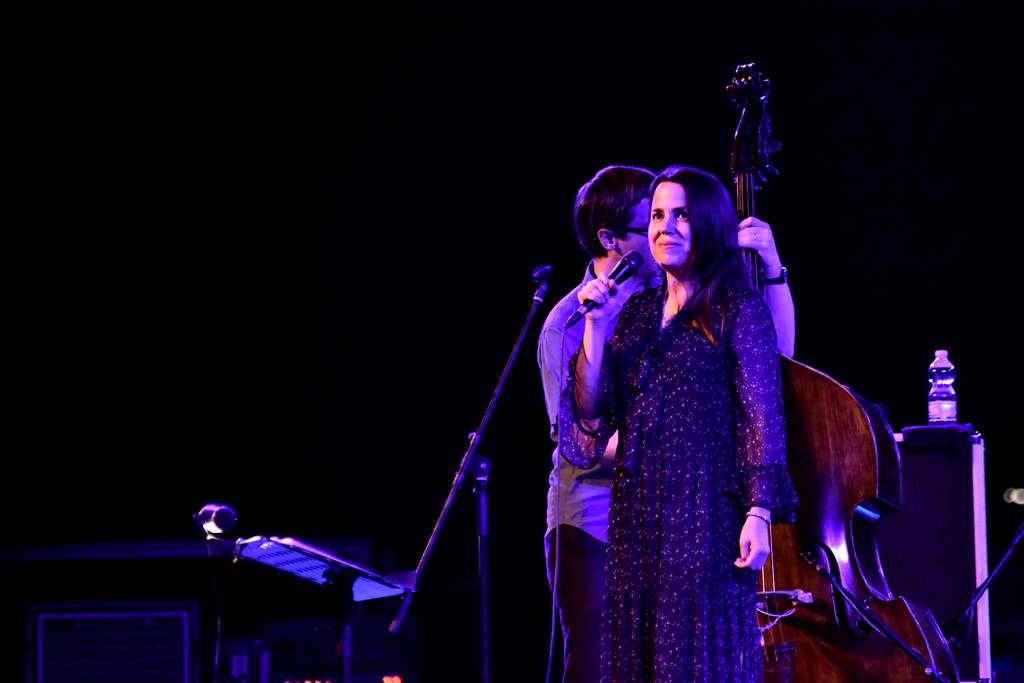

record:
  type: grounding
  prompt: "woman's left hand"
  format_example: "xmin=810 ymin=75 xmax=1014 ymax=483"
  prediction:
xmin=734 ymin=513 xmax=771 ymax=571
xmin=737 ymin=217 xmax=783 ymax=277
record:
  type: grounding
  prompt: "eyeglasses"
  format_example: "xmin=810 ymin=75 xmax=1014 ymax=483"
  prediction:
xmin=621 ymin=227 xmax=648 ymax=236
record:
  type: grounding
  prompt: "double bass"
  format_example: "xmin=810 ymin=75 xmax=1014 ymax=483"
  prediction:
xmin=727 ymin=64 xmax=959 ymax=683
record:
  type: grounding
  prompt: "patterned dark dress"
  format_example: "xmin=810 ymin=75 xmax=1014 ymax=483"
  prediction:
xmin=559 ymin=282 xmax=799 ymax=683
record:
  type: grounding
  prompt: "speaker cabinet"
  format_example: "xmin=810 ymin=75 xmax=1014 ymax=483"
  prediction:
xmin=877 ymin=424 xmax=991 ymax=683
xmin=30 ymin=602 xmax=195 ymax=683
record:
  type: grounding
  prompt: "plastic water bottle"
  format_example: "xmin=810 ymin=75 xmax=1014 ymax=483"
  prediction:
xmin=927 ymin=350 xmax=957 ymax=423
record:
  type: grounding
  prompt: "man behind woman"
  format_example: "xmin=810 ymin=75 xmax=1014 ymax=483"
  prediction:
xmin=549 ymin=164 xmax=798 ymax=682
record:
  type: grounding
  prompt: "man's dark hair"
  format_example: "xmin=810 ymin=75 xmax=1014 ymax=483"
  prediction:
xmin=574 ymin=165 xmax=655 ymax=258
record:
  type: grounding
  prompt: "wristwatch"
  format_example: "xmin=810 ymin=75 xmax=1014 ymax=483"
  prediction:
xmin=763 ymin=266 xmax=787 ymax=286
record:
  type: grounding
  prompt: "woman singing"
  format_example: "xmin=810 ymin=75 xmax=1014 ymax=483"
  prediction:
xmin=559 ymin=165 xmax=799 ymax=682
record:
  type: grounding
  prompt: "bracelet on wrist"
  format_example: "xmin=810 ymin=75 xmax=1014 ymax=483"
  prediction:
xmin=745 ymin=511 xmax=771 ymax=526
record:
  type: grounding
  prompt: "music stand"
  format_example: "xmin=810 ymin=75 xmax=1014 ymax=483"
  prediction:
xmin=233 ymin=535 xmax=414 ymax=683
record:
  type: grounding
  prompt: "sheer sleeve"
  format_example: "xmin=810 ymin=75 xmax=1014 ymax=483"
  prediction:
xmin=729 ymin=291 xmax=799 ymax=523
xmin=557 ymin=339 xmax=619 ymax=469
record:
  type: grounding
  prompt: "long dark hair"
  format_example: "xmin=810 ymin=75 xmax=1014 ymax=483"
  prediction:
xmin=650 ymin=165 xmax=749 ymax=344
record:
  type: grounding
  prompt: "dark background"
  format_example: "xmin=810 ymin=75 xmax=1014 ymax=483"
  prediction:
xmin=8 ymin=4 xmax=1022 ymax=681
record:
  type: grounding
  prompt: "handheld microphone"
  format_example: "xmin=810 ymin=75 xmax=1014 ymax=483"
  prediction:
xmin=563 ymin=251 xmax=643 ymax=329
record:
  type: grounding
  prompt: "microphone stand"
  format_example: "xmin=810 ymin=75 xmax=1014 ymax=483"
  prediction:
xmin=388 ymin=266 xmax=552 ymax=683
xmin=943 ymin=520 xmax=1024 ymax=649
